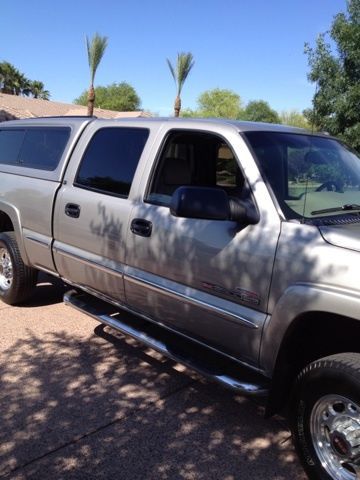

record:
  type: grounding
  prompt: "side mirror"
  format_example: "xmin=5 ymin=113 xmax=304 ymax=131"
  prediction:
xmin=170 ymin=186 xmax=259 ymax=224
xmin=170 ymin=186 xmax=230 ymax=220
xmin=228 ymin=197 xmax=260 ymax=224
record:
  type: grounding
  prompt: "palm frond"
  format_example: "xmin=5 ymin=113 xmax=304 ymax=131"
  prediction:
xmin=166 ymin=52 xmax=194 ymax=96
xmin=167 ymin=52 xmax=195 ymax=116
xmin=86 ymin=33 xmax=108 ymax=84
xmin=177 ymin=52 xmax=194 ymax=95
xmin=166 ymin=58 xmax=176 ymax=83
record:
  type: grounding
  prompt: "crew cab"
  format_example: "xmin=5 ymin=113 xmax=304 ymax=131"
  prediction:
xmin=0 ymin=116 xmax=360 ymax=480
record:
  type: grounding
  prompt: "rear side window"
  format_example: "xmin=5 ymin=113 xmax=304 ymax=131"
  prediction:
xmin=0 ymin=130 xmax=25 ymax=165
xmin=19 ymin=128 xmax=70 ymax=170
xmin=75 ymin=127 xmax=149 ymax=197
xmin=0 ymin=128 xmax=70 ymax=171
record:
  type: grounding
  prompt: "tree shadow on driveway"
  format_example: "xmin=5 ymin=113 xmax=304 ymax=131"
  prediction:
xmin=0 ymin=312 xmax=307 ymax=480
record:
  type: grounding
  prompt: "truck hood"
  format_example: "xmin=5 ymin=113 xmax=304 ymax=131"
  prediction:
xmin=319 ymin=223 xmax=360 ymax=253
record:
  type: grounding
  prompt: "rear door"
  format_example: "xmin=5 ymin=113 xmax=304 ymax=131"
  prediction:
xmin=53 ymin=123 xmax=151 ymax=302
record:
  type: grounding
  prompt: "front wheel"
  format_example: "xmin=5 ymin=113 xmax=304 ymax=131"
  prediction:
xmin=290 ymin=353 xmax=360 ymax=480
xmin=0 ymin=232 xmax=38 ymax=305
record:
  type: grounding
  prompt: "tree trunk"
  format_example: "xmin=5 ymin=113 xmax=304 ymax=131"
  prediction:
xmin=174 ymin=95 xmax=181 ymax=117
xmin=87 ymin=85 xmax=95 ymax=116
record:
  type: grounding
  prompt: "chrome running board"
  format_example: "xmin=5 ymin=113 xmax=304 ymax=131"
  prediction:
xmin=64 ymin=290 xmax=269 ymax=397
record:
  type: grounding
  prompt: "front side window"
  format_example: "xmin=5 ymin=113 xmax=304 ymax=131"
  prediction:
xmin=245 ymin=131 xmax=360 ymax=221
xmin=216 ymin=144 xmax=238 ymax=187
xmin=147 ymin=131 xmax=244 ymax=206
xmin=76 ymin=127 xmax=149 ymax=197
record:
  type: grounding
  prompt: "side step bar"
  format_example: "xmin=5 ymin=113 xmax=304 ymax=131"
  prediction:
xmin=64 ymin=290 xmax=269 ymax=397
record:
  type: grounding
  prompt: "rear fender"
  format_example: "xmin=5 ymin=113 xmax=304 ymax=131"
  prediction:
xmin=0 ymin=201 xmax=29 ymax=264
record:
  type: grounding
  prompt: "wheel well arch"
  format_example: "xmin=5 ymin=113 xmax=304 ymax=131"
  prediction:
xmin=266 ymin=312 xmax=360 ymax=415
xmin=0 ymin=211 xmax=14 ymax=232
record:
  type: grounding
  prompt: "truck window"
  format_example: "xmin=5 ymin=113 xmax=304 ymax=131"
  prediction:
xmin=147 ymin=131 xmax=244 ymax=206
xmin=75 ymin=127 xmax=149 ymax=197
xmin=0 ymin=130 xmax=25 ymax=165
xmin=19 ymin=128 xmax=70 ymax=170
xmin=245 ymin=130 xmax=360 ymax=220
xmin=216 ymin=144 xmax=238 ymax=188
xmin=0 ymin=128 xmax=69 ymax=171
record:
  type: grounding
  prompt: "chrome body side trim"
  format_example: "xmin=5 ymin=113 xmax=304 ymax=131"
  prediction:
xmin=35 ymin=265 xmax=60 ymax=277
xmin=125 ymin=268 xmax=259 ymax=330
xmin=24 ymin=234 xmax=51 ymax=248
xmin=53 ymin=243 xmax=259 ymax=330
xmin=22 ymin=228 xmax=55 ymax=272
xmin=53 ymin=243 xmax=124 ymax=278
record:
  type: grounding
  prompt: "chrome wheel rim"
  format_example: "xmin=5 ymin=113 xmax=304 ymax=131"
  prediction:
xmin=0 ymin=247 xmax=13 ymax=290
xmin=310 ymin=394 xmax=360 ymax=479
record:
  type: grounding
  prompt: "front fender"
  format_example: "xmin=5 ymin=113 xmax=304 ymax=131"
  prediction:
xmin=260 ymin=283 xmax=360 ymax=375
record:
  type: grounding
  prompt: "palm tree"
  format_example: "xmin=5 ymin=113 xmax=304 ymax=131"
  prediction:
xmin=0 ymin=62 xmax=49 ymax=98
xmin=0 ymin=62 xmax=16 ymax=94
xmin=0 ymin=62 xmax=23 ymax=95
xmin=0 ymin=62 xmax=33 ymax=96
xmin=15 ymin=72 xmax=31 ymax=96
xmin=86 ymin=33 xmax=108 ymax=116
xmin=166 ymin=52 xmax=194 ymax=117
xmin=30 ymin=80 xmax=50 ymax=100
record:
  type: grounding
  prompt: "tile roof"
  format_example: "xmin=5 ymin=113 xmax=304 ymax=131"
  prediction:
xmin=0 ymin=92 xmax=151 ymax=120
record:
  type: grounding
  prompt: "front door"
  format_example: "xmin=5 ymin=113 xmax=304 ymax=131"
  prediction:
xmin=124 ymin=129 xmax=280 ymax=365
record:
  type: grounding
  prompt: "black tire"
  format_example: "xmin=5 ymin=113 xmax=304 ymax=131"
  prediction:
xmin=290 ymin=353 xmax=360 ymax=480
xmin=0 ymin=231 xmax=38 ymax=305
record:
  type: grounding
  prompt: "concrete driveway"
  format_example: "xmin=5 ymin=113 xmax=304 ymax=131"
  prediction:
xmin=0 ymin=274 xmax=307 ymax=480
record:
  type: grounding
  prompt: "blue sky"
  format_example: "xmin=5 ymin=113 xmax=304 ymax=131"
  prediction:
xmin=1 ymin=0 xmax=347 ymax=115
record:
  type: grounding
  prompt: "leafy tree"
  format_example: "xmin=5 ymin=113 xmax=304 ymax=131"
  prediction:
xmin=197 ymin=88 xmax=243 ymax=119
xmin=180 ymin=108 xmax=197 ymax=117
xmin=280 ymin=110 xmax=310 ymax=129
xmin=305 ymin=0 xmax=360 ymax=151
xmin=167 ymin=52 xmax=194 ymax=117
xmin=242 ymin=100 xmax=280 ymax=123
xmin=30 ymin=80 xmax=50 ymax=100
xmin=74 ymin=82 xmax=141 ymax=111
xmin=86 ymin=33 xmax=108 ymax=116
xmin=181 ymin=88 xmax=243 ymax=119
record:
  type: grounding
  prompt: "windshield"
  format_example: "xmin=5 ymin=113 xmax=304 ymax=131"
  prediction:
xmin=244 ymin=131 xmax=360 ymax=222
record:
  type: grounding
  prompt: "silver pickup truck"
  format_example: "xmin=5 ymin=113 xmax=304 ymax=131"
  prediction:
xmin=0 ymin=116 xmax=360 ymax=479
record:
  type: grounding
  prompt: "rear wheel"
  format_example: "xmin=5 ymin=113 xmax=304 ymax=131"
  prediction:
xmin=0 ymin=232 xmax=38 ymax=305
xmin=290 ymin=353 xmax=360 ymax=480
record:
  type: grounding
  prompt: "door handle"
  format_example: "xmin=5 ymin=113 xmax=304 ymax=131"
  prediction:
xmin=65 ymin=203 xmax=81 ymax=218
xmin=130 ymin=218 xmax=152 ymax=237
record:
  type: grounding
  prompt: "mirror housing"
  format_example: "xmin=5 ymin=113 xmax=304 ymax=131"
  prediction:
xmin=170 ymin=186 xmax=230 ymax=220
xmin=170 ymin=186 xmax=259 ymax=224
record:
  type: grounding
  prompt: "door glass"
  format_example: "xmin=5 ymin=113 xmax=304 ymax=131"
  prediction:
xmin=147 ymin=131 xmax=244 ymax=206
xmin=76 ymin=127 xmax=149 ymax=197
